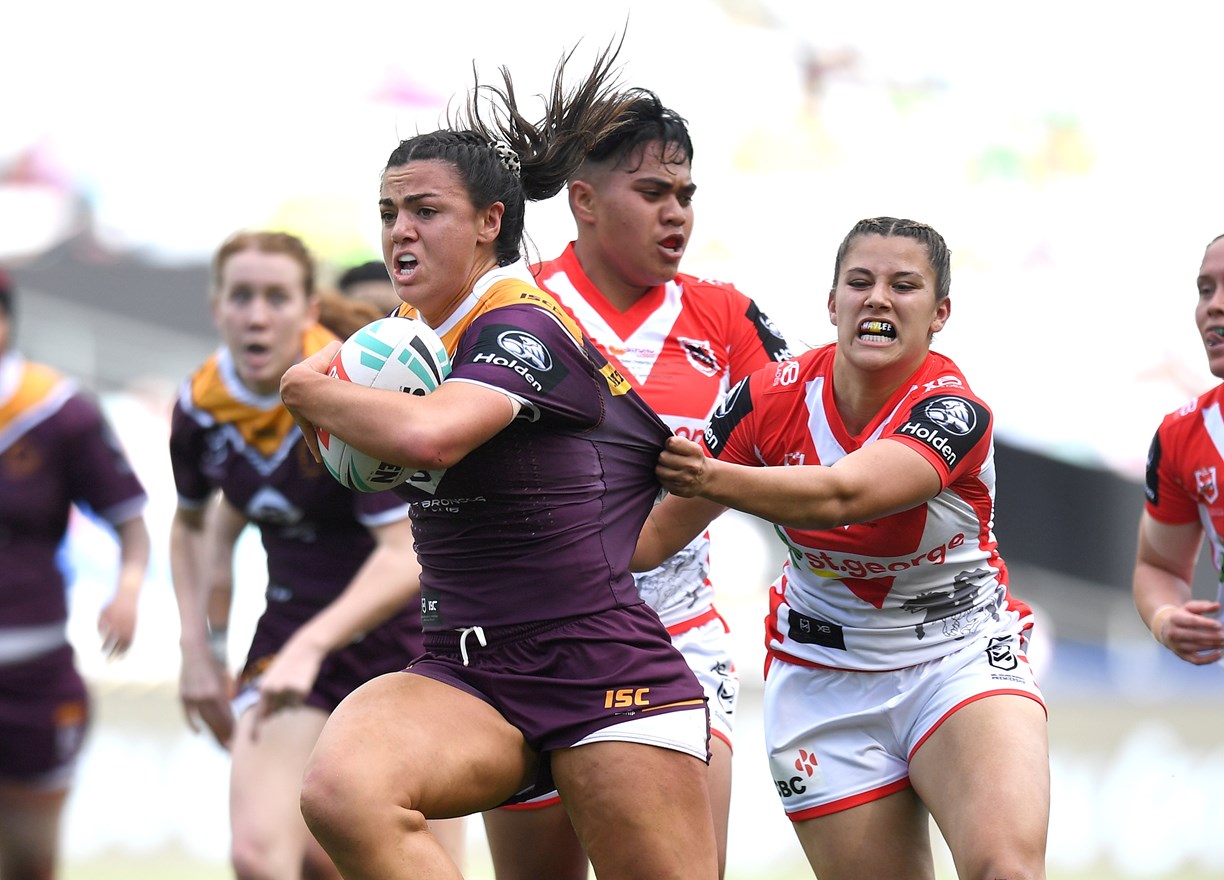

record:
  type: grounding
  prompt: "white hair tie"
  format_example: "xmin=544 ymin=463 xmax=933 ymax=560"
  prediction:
xmin=490 ymin=140 xmax=521 ymax=177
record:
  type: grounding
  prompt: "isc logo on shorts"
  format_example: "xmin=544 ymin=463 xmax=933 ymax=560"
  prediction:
xmin=604 ymin=687 xmax=651 ymax=709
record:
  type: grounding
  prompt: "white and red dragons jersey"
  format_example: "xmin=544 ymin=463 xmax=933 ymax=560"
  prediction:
xmin=534 ymin=243 xmax=791 ymax=630
xmin=704 ymin=344 xmax=1031 ymax=670
xmin=1145 ymin=383 xmax=1224 ymax=581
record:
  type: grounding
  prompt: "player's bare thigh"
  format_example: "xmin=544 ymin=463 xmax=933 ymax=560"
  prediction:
xmin=304 ymin=671 xmax=536 ymax=820
xmin=554 ymin=740 xmax=718 ymax=880
xmin=792 ymin=786 xmax=936 ymax=880
xmin=909 ymin=693 xmax=1049 ymax=877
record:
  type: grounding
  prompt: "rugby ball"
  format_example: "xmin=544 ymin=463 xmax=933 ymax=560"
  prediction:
xmin=317 ymin=317 xmax=452 ymax=492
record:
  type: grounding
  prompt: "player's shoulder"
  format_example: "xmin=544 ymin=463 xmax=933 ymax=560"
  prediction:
xmin=912 ymin=352 xmax=989 ymax=406
xmin=1162 ymin=383 xmax=1224 ymax=427
xmin=675 ymin=271 xmax=749 ymax=302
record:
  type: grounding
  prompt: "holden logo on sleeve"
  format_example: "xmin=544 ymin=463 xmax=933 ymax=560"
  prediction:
xmin=496 ymin=330 xmax=552 ymax=372
xmin=923 ymin=396 xmax=977 ymax=435
xmin=896 ymin=395 xmax=987 ymax=468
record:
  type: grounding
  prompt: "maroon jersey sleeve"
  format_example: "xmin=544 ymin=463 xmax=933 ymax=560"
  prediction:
xmin=61 ymin=393 xmax=147 ymax=524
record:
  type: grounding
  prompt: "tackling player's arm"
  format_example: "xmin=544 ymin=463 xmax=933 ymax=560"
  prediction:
xmin=655 ymin=434 xmax=942 ymax=531
xmin=632 ymin=492 xmax=727 ymax=573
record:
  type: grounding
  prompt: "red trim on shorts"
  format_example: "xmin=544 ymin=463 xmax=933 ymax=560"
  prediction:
xmin=711 ymin=726 xmax=732 ymax=751
xmin=665 ymin=606 xmax=728 ymax=637
xmin=907 ymin=688 xmax=1048 ymax=762
xmin=498 ymin=794 xmax=563 ymax=811
xmin=785 ymin=777 xmax=912 ymax=821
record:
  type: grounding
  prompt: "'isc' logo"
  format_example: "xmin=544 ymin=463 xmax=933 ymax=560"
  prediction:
xmin=604 ymin=687 xmax=651 ymax=709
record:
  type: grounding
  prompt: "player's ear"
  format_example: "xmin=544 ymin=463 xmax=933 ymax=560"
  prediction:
xmin=476 ymin=201 xmax=504 ymax=245
xmin=930 ymin=297 xmax=951 ymax=335
xmin=569 ymin=179 xmax=597 ymax=225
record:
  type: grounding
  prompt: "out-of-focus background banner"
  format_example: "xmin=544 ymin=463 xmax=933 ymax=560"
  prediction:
xmin=5 ymin=1 xmax=1224 ymax=878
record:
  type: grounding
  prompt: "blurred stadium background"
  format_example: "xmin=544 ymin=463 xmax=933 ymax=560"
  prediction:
xmin=5 ymin=1 xmax=1224 ymax=877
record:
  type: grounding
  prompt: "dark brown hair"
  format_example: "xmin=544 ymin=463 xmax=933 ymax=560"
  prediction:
xmin=832 ymin=217 xmax=952 ymax=302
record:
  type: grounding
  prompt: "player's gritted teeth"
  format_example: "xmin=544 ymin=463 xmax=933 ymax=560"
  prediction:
xmin=857 ymin=319 xmax=896 ymax=342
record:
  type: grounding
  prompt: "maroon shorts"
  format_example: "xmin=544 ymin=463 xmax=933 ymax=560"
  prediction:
xmin=240 ymin=600 xmax=425 ymax=713
xmin=0 ymin=645 xmax=89 ymax=784
xmin=409 ymin=602 xmax=709 ymax=804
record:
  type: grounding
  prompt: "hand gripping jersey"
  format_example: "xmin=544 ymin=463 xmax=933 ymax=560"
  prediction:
xmin=392 ymin=261 xmax=673 ymax=631
xmin=0 ymin=353 xmax=146 ymax=631
xmin=1145 ymin=384 xmax=1224 ymax=599
xmin=535 ymin=244 xmax=792 ymax=630
xmin=705 ymin=344 xmax=1030 ymax=670
xmin=169 ymin=325 xmax=412 ymax=611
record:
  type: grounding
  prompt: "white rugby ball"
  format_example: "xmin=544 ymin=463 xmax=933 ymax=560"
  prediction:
xmin=317 ymin=316 xmax=451 ymax=492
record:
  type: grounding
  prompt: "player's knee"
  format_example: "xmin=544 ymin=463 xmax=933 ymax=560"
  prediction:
xmin=229 ymin=832 xmax=292 ymax=880
xmin=300 ymin=752 xmax=362 ymax=847
xmin=966 ymin=847 xmax=1046 ymax=880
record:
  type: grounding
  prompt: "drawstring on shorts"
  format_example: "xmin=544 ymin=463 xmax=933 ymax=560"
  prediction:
xmin=458 ymin=625 xmax=487 ymax=667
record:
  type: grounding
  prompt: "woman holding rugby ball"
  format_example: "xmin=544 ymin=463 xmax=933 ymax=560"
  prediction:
xmin=280 ymin=43 xmax=719 ymax=880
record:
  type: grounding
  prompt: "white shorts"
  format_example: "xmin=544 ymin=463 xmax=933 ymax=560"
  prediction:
xmin=671 ymin=615 xmax=737 ymax=747
xmin=764 ymin=624 xmax=1045 ymax=820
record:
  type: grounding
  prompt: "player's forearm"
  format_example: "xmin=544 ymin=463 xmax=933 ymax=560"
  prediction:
xmin=169 ymin=521 xmax=213 ymax=653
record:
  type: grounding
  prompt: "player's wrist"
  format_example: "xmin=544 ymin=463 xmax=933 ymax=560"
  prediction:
xmin=207 ymin=626 xmax=228 ymax=666
xmin=1149 ymin=604 xmax=1177 ymax=646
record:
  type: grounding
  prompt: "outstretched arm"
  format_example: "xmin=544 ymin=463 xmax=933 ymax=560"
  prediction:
xmin=1133 ymin=512 xmax=1224 ymax=664
xmin=654 ymin=434 xmax=942 ymax=530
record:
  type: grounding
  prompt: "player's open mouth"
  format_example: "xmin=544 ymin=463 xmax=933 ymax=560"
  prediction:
xmin=858 ymin=320 xmax=896 ymax=341
xmin=659 ymin=235 xmax=684 ymax=255
xmin=395 ymin=254 xmax=418 ymax=278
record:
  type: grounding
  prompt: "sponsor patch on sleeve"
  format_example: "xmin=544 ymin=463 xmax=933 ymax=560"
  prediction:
xmin=1144 ymin=431 xmax=1162 ymax=505
xmin=745 ymin=301 xmax=793 ymax=362
xmin=462 ymin=323 xmax=567 ymax=393
xmin=892 ymin=394 xmax=989 ymax=470
xmin=704 ymin=378 xmax=753 ymax=458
